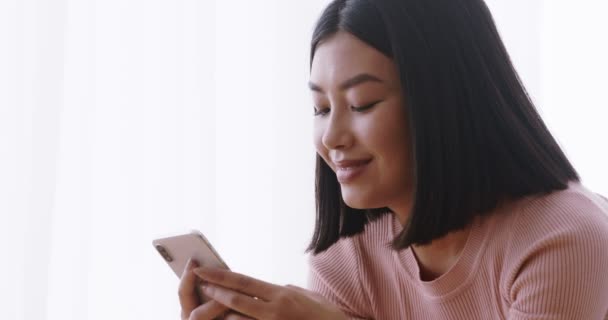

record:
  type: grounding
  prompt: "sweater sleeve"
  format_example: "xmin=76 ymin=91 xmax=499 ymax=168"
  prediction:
xmin=307 ymin=237 xmax=373 ymax=320
xmin=504 ymin=192 xmax=608 ymax=320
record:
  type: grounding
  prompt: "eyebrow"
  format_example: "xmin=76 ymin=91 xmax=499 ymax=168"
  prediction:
xmin=308 ymin=73 xmax=384 ymax=93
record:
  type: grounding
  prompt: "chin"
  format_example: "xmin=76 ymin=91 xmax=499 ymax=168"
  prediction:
xmin=341 ymin=188 xmax=380 ymax=209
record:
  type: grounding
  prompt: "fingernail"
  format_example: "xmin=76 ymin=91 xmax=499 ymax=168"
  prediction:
xmin=193 ymin=268 xmax=205 ymax=277
xmin=201 ymin=283 xmax=213 ymax=294
xmin=188 ymin=258 xmax=200 ymax=269
xmin=186 ymin=258 xmax=194 ymax=269
xmin=193 ymin=267 xmax=214 ymax=278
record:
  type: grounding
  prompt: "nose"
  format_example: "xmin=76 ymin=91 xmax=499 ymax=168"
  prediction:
xmin=321 ymin=108 xmax=353 ymax=151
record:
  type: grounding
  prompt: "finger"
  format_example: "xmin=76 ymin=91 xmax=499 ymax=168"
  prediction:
xmin=193 ymin=268 xmax=278 ymax=301
xmin=179 ymin=258 xmax=201 ymax=318
xmin=224 ymin=311 xmax=255 ymax=320
xmin=188 ymin=300 xmax=230 ymax=320
xmin=201 ymin=283 xmax=268 ymax=319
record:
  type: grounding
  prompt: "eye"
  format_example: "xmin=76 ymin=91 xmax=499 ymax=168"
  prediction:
xmin=351 ymin=100 xmax=382 ymax=112
xmin=313 ymin=100 xmax=382 ymax=116
xmin=313 ymin=106 xmax=330 ymax=116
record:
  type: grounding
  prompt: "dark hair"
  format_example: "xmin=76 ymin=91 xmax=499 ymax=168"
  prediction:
xmin=306 ymin=0 xmax=580 ymax=254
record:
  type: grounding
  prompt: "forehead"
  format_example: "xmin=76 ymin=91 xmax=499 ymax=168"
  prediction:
xmin=310 ymin=31 xmax=397 ymax=88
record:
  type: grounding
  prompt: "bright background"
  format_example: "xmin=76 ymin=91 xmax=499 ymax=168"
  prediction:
xmin=0 ymin=0 xmax=606 ymax=319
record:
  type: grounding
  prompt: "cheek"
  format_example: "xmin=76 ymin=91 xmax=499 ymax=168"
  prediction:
xmin=363 ymin=107 xmax=410 ymax=166
xmin=312 ymin=122 xmax=321 ymax=145
xmin=356 ymin=116 xmax=397 ymax=153
xmin=313 ymin=122 xmax=327 ymax=155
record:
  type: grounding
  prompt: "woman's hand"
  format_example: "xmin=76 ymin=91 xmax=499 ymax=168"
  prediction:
xmin=179 ymin=259 xmax=230 ymax=320
xmin=182 ymin=264 xmax=349 ymax=320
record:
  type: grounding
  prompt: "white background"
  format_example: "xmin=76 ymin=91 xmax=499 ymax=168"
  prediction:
xmin=0 ymin=0 xmax=606 ymax=319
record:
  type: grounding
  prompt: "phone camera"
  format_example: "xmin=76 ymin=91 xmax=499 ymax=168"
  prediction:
xmin=155 ymin=244 xmax=173 ymax=262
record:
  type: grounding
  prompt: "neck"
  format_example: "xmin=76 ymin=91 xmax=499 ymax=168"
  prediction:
xmin=390 ymin=200 xmax=471 ymax=282
xmin=410 ymin=226 xmax=471 ymax=281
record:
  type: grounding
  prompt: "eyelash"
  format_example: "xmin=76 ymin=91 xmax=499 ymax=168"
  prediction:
xmin=313 ymin=101 xmax=381 ymax=117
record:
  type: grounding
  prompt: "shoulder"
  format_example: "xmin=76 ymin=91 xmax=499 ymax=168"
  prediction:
xmin=308 ymin=234 xmax=363 ymax=277
xmin=308 ymin=212 xmax=394 ymax=273
xmin=307 ymin=228 xmax=373 ymax=318
xmin=500 ymin=182 xmax=608 ymax=317
xmin=502 ymin=182 xmax=608 ymax=270
xmin=306 ymin=214 xmax=395 ymax=318
xmin=508 ymin=182 xmax=608 ymax=246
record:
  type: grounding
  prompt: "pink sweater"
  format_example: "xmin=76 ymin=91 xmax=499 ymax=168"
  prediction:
xmin=307 ymin=182 xmax=608 ymax=319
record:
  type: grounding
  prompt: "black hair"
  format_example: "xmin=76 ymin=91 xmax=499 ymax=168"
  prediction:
xmin=306 ymin=0 xmax=580 ymax=254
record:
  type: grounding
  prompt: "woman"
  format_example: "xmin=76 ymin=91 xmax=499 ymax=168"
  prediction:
xmin=179 ymin=0 xmax=608 ymax=319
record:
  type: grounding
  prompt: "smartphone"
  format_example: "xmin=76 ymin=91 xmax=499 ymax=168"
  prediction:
xmin=152 ymin=230 xmax=229 ymax=303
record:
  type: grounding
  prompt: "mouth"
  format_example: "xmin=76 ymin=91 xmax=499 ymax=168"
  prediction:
xmin=333 ymin=159 xmax=372 ymax=183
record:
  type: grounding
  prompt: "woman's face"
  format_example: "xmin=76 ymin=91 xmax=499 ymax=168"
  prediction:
xmin=310 ymin=31 xmax=413 ymax=210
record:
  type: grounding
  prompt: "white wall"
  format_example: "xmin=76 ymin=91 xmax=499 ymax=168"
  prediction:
xmin=539 ymin=1 xmax=608 ymax=193
xmin=486 ymin=0 xmax=608 ymax=194
xmin=0 ymin=1 xmax=329 ymax=319
xmin=0 ymin=1 xmax=606 ymax=320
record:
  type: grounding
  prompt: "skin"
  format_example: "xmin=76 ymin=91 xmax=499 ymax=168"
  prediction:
xmin=311 ymin=31 xmax=470 ymax=281
xmin=179 ymin=30 xmax=471 ymax=319
xmin=178 ymin=259 xmax=348 ymax=320
xmin=310 ymin=31 xmax=414 ymax=219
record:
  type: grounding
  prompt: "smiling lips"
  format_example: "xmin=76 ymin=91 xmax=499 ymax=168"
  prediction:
xmin=333 ymin=159 xmax=372 ymax=183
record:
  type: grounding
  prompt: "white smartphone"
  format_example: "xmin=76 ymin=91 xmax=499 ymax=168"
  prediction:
xmin=152 ymin=230 xmax=230 ymax=303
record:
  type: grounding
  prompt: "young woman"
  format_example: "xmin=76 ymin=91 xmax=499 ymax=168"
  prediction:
xmin=178 ymin=0 xmax=608 ymax=319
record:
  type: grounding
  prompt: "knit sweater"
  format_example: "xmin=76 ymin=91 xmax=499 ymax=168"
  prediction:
xmin=307 ymin=182 xmax=608 ymax=319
